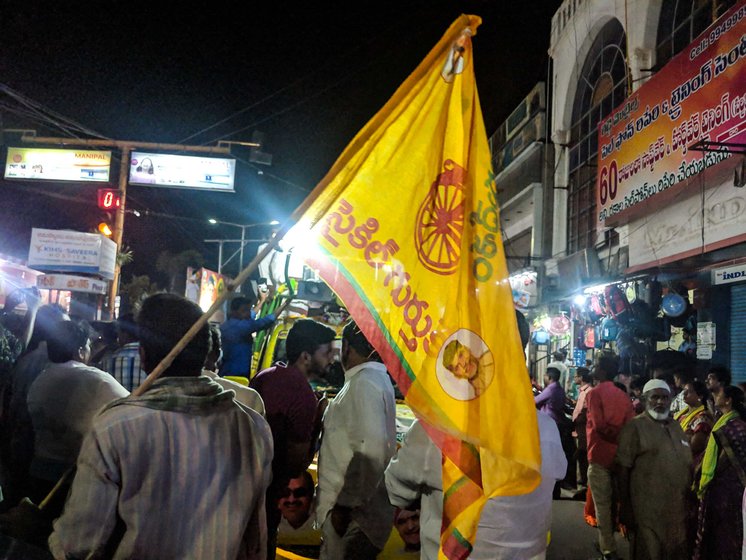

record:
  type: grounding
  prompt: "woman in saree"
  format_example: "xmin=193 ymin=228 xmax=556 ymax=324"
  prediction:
xmin=693 ymin=385 xmax=746 ymax=560
xmin=675 ymin=381 xmax=714 ymax=467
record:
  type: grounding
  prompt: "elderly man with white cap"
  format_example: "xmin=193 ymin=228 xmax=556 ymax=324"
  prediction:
xmin=615 ymin=378 xmax=693 ymax=560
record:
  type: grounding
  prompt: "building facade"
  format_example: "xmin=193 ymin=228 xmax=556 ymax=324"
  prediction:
xmin=499 ymin=0 xmax=746 ymax=380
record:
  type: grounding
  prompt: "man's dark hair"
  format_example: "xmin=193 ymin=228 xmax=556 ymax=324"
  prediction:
xmin=546 ymin=367 xmax=561 ymax=382
xmin=594 ymin=353 xmax=619 ymax=381
xmin=552 ymin=351 xmax=566 ymax=362
xmin=229 ymin=296 xmax=252 ymax=314
xmin=673 ymin=368 xmax=693 ymax=384
xmin=285 ymin=319 xmax=336 ymax=364
xmin=630 ymin=376 xmax=646 ymax=392
xmin=207 ymin=323 xmax=222 ymax=356
xmin=342 ymin=319 xmax=380 ymax=362
xmin=137 ymin=293 xmax=209 ymax=376
xmin=205 ymin=323 xmax=223 ymax=371
xmin=47 ymin=320 xmax=90 ymax=363
xmin=708 ymin=365 xmax=731 ymax=386
xmin=576 ymin=367 xmax=592 ymax=384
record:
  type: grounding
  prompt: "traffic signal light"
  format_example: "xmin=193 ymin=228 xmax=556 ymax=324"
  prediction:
xmin=97 ymin=210 xmax=114 ymax=237
xmin=98 ymin=221 xmax=113 ymax=237
xmin=97 ymin=189 xmax=121 ymax=211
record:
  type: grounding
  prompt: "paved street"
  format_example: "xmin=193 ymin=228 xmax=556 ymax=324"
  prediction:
xmin=548 ymin=495 xmax=630 ymax=560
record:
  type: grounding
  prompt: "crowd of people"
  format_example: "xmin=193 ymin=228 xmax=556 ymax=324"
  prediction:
xmin=533 ymin=348 xmax=746 ymax=560
xmin=0 ymin=284 xmax=744 ymax=560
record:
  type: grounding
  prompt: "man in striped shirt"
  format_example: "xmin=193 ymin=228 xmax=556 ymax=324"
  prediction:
xmin=49 ymin=293 xmax=274 ymax=560
xmin=104 ymin=313 xmax=147 ymax=391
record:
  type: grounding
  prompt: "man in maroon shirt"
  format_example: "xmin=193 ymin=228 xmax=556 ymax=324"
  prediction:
xmin=586 ymin=353 xmax=634 ymax=560
xmin=250 ymin=318 xmax=336 ymax=559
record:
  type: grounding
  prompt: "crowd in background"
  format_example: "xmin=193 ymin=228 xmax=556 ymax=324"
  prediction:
xmin=533 ymin=347 xmax=746 ymax=560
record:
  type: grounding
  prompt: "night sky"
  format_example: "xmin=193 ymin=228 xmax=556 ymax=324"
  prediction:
xmin=0 ymin=1 xmax=561 ymax=284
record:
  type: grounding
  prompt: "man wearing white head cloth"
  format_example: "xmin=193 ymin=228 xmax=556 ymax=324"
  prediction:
xmin=615 ymin=379 xmax=693 ymax=560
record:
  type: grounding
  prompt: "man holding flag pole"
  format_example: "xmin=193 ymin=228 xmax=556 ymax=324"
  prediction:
xmin=45 ymin=13 xmax=541 ymax=560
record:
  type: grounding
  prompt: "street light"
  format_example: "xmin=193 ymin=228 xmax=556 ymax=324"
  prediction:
xmin=205 ymin=218 xmax=280 ymax=273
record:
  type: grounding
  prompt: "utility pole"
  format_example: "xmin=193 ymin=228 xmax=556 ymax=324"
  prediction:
xmin=20 ymin=133 xmax=245 ymax=317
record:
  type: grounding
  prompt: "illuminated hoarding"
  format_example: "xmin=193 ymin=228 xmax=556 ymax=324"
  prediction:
xmin=28 ymin=228 xmax=116 ymax=280
xmin=4 ymin=147 xmax=112 ymax=182
xmin=129 ymin=151 xmax=236 ymax=192
xmin=596 ymin=2 xmax=746 ymax=225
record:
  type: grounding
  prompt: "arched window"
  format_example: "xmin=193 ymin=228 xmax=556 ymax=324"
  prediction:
xmin=656 ymin=0 xmax=736 ymax=68
xmin=567 ymin=19 xmax=628 ymax=254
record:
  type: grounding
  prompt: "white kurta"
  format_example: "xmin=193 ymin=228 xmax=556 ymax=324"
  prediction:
xmin=27 ymin=360 xmax=129 ymax=479
xmin=202 ymin=369 xmax=266 ymax=415
xmin=385 ymin=412 xmax=567 ymax=560
xmin=315 ymin=361 xmax=397 ymax=549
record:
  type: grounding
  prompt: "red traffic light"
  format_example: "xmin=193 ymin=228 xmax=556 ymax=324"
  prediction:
xmin=97 ymin=189 xmax=121 ymax=210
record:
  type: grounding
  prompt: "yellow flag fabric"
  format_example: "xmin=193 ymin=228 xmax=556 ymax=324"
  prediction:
xmin=290 ymin=14 xmax=541 ymax=559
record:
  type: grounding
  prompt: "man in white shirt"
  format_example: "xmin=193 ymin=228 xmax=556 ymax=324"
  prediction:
xmin=385 ymin=315 xmax=567 ymax=559
xmin=385 ymin=412 xmax=566 ymax=560
xmin=547 ymin=351 xmax=571 ymax=392
xmin=203 ymin=324 xmax=265 ymax=415
xmin=27 ymin=320 xmax=128 ymax=497
xmin=316 ymin=320 xmax=396 ymax=559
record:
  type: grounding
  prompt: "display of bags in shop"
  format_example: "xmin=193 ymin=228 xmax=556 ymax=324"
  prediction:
xmin=605 ymin=284 xmax=632 ymax=323
xmin=600 ymin=317 xmax=620 ymax=342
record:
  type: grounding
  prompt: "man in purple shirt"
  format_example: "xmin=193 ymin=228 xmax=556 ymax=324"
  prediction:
xmin=250 ymin=318 xmax=336 ymax=559
xmin=535 ymin=367 xmax=566 ymax=423
xmin=536 ymin=367 xmax=573 ymax=495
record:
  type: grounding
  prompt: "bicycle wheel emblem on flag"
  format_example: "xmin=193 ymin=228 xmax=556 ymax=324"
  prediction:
xmin=414 ymin=159 xmax=466 ymax=275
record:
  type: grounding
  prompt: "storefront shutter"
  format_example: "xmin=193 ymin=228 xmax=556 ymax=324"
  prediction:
xmin=731 ymin=284 xmax=746 ymax=384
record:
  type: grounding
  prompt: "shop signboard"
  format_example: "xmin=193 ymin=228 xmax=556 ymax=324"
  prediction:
xmin=712 ymin=263 xmax=746 ymax=285
xmin=28 ymin=228 xmax=116 ymax=280
xmin=4 ymin=147 xmax=112 ymax=182
xmin=597 ymin=2 xmax=746 ymax=225
xmin=129 ymin=151 xmax=236 ymax=192
xmin=626 ymin=181 xmax=746 ymax=269
xmin=37 ymin=274 xmax=108 ymax=294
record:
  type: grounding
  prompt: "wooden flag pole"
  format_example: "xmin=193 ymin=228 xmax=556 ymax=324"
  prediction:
xmin=132 ymin=223 xmax=291 ymax=396
xmin=132 ymin=175 xmax=335 ymax=397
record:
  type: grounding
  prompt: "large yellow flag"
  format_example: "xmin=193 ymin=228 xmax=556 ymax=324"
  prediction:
xmin=290 ymin=14 xmax=541 ymax=558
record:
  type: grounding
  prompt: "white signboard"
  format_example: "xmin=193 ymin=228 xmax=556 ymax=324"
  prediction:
xmin=712 ymin=264 xmax=746 ymax=285
xmin=627 ymin=174 xmax=746 ymax=269
xmin=37 ymin=274 xmax=108 ymax=294
xmin=129 ymin=151 xmax=235 ymax=192
xmin=28 ymin=229 xmax=116 ymax=280
xmin=5 ymin=147 xmax=111 ymax=182
xmin=698 ymin=322 xmax=716 ymax=345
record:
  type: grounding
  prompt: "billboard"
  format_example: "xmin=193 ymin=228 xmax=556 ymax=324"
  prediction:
xmin=4 ymin=147 xmax=112 ymax=182
xmin=597 ymin=2 xmax=746 ymax=225
xmin=129 ymin=151 xmax=236 ymax=192
xmin=185 ymin=266 xmax=229 ymax=314
xmin=28 ymin=228 xmax=117 ymax=280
